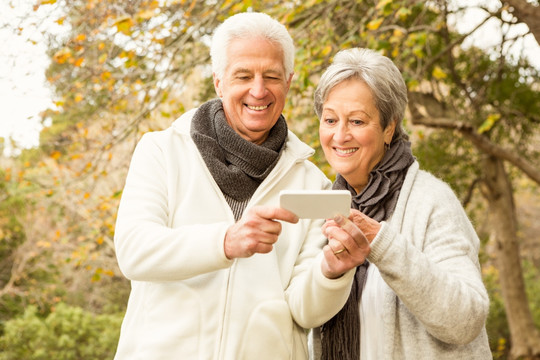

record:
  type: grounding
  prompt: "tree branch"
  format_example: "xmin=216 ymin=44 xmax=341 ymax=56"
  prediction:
xmin=408 ymin=91 xmax=540 ymax=184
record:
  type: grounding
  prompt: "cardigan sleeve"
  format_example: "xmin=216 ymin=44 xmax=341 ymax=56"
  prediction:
xmin=114 ymin=133 xmax=234 ymax=282
xmin=281 ymin=160 xmax=356 ymax=329
xmin=368 ymin=172 xmax=489 ymax=345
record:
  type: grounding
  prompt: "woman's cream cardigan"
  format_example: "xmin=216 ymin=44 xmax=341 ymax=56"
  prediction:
xmin=311 ymin=161 xmax=492 ymax=359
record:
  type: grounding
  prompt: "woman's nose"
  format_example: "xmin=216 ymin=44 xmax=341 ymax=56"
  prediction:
xmin=334 ymin=123 xmax=351 ymax=142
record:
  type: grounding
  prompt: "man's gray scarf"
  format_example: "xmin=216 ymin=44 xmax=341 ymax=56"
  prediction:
xmin=320 ymin=139 xmax=415 ymax=360
xmin=190 ymin=98 xmax=288 ymax=202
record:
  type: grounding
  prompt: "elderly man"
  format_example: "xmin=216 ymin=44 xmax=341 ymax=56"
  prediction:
xmin=113 ymin=12 xmax=356 ymax=359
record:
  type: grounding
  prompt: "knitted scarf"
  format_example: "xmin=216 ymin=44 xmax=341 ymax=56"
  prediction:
xmin=320 ymin=138 xmax=415 ymax=360
xmin=190 ymin=98 xmax=288 ymax=202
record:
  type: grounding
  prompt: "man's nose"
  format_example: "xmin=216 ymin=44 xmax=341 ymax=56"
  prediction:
xmin=249 ymin=76 xmax=267 ymax=98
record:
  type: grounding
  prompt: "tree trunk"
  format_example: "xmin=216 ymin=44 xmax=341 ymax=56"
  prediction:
xmin=481 ymin=155 xmax=540 ymax=360
xmin=504 ymin=0 xmax=540 ymax=45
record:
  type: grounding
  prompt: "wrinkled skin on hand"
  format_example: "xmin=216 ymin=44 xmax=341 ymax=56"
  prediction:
xmin=224 ymin=205 xmax=299 ymax=259
xmin=321 ymin=210 xmax=381 ymax=279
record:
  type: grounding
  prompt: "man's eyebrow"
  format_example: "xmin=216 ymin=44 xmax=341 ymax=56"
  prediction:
xmin=263 ymin=69 xmax=284 ymax=76
xmin=230 ymin=68 xmax=284 ymax=76
xmin=231 ymin=68 xmax=252 ymax=75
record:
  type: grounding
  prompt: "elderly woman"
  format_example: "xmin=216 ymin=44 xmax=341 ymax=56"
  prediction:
xmin=310 ymin=48 xmax=492 ymax=359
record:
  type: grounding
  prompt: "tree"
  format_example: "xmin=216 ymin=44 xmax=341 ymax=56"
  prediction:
xmin=7 ymin=0 xmax=539 ymax=357
xmin=404 ymin=2 xmax=540 ymax=358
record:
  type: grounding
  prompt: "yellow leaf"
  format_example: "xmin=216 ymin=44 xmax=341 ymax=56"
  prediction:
xmin=432 ymin=66 xmax=447 ymax=80
xmin=98 ymin=42 xmax=105 ymax=50
xmin=478 ymin=113 xmax=501 ymax=134
xmin=53 ymin=48 xmax=72 ymax=64
xmin=55 ymin=17 xmax=65 ymax=25
xmin=40 ymin=0 xmax=57 ymax=5
xmin=84 ymin=192 xmax=90 ymax=199
xmin=367 ymin=18 xmax=383 ymax=31
xmin=375 ymin=0 xmax=392 ymax=10
xmin=137 ymin=9 xmax=155 ymax=20
xmin=114 ymin=16 xmax=134 ymax=35
xmin=395 ymin=7 xmax=412 ymax=21
xmin=51 ymin=150 xmax=61 ymax=159
xmin=98 ymin=53 xmax=107 ymax=64
xmin=75 ymin=33 xmax=86 ymax=42
xmin=100 ymin=71 xmax=111 ymax=81
xmin=393 ymin=28 xmax=405 ymax=38
xmin=74 ymin=93 xmax=83 ymax=102
xmin=100 ymin=202 xmax=112 ymax=211
xmin=321 ymin=45 xmax=332 ymax=56
xmin=74 ymin=57 xmax=84 ymax=67
xmin=37 ymin=240 xmax=52 ymax=248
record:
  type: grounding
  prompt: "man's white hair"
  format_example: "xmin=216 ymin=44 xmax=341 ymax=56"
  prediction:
xmin=210 ymin=12 xmax=295 ymax=80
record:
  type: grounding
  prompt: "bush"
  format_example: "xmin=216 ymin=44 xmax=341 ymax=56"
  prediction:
xmin=484 ymin=260 xmax=540 ymax=359
xmin=0 ymin=303 xmax=123 ymax=360
xmin=483 ymin=264 xmax=510 ymax=359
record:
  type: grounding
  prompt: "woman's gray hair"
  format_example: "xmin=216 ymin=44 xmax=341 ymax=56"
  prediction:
xmin=210 ymin=12 xmax=295 ymax=80
xmin=314 ymin=48 xmax=409 ymax=141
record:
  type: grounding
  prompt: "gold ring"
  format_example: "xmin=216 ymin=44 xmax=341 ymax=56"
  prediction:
xmin=333 ymin=248 xmax=346 ymax=255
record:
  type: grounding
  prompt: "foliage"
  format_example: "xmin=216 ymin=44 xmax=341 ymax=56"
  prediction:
xmin=412 ymin=130 xmax=479 ymax=198
xmin=2 ymin=0 xmax=539 ymax=357
xmin=0 ymin=303 xmax=123 ymax=360
xmin=0 ymin=168 xmax=26 ymax=291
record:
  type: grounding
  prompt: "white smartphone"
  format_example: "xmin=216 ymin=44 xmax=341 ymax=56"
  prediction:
xmin=279 ymin=190 xmax=351 ymax=219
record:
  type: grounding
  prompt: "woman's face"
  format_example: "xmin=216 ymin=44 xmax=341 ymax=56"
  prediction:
xmin=319 ymin=78 xmax=395 ymax=193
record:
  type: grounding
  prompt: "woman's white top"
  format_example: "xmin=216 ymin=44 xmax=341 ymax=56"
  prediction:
xmin=360 ymin=264 xmax=386 ymax=360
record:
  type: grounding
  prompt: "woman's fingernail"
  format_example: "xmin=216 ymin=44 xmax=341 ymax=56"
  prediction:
xmin=334 ymin=214 xmax=344 ymax=224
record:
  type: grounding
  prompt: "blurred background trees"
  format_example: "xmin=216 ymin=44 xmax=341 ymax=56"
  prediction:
xmin=1 ymin=0 xmax=539 ymax=358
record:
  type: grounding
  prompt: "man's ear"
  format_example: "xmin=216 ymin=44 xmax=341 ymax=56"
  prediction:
xmin=286 ymin=72 xmax=294 ymax=91
xmin=213 ymin=73 xmax=222 ymax=97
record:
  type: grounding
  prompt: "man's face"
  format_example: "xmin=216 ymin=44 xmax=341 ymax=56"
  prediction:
xmin=213 ymin=37 xmax=293 ymax=144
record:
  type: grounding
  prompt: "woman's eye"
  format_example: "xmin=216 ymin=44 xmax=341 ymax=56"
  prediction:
xmin=324 ymin=118 xmax=336 ymax=125
xmin=351 ymin=119 xmax=364 ymax=126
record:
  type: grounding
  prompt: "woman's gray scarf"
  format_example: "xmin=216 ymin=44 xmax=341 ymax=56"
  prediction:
xmin=190 ymin=98 xmax=288 ymax=201
xmin=320 ymin=139 xmax=415 ymax=360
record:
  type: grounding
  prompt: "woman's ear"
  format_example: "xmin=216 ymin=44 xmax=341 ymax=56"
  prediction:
xmin=384 ymin=120 xmax=397 ymax=144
